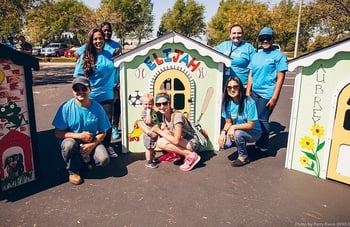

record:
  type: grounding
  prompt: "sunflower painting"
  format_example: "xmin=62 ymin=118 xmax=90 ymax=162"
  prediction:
xmin=298 ymin=124 xmax=325 ymax=177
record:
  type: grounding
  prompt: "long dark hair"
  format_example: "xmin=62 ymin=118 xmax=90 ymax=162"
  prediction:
xmin=83 ymin=28 xmax=104 ymax=77
xmin=222 ymin=76 xmax=246 ymax=115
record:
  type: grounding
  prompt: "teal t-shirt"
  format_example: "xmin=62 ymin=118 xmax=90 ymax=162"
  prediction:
xmin=221 ymin=97 xmax=261 ymax=132
xmin=248 ymin=49 xmax=288 ymax=99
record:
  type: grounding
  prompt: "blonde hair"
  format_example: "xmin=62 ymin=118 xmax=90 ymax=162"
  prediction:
xmin=141 ymin=92 xmax=154 ymax=104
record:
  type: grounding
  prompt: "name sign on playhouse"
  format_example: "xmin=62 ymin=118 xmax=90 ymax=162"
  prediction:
xmin=144 ymin=48 xmax=201 ymax=72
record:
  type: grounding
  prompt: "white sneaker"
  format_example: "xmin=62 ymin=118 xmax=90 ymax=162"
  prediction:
xmin=107 ymin=146 xmax=118 ymax=158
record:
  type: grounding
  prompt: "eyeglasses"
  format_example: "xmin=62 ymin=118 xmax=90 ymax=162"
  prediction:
xmin=258 ymin=36 xmax=273 ymax=42
xmin=155 ymin=101 xmax=169 ymax=107
xmin=73 ymin=85 xmax=88 ymax=92
xmin=226 ymin=85 xmax=240 ymax=91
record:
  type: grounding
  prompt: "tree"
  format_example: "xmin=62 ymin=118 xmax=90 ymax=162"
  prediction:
xmin=310 ymin=0 xmax=350 ymax=42
xmin=207 ymin=0 xmax=271 ymax=47
xmin=270 ymin=0 xmax=299 ymax=51
xmin=133 ymin=0 xmax=154 ymax=45
xmin=100 ymin=0 xmax=143 ymax=46
xmin=25 ymin=0 xmax=93 ymax=45
xmin=158 ymin=0 xmax=205 ymax=38
xmin=0 ymin=0 xmax=39 ymax=41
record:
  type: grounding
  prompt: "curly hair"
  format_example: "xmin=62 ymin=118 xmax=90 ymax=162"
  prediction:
xmin=83 ymin=28 xmax=104 ymax=77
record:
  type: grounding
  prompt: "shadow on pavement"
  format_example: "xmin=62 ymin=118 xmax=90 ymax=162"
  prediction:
xmin=226 ymin=121 xmax=288 ymax=163
xmin=0 ymin=129 xmax=143 ymax=202
xmin=33 ymin=73 xmax=73 ymax=86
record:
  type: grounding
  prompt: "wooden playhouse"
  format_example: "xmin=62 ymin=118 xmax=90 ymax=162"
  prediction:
xmin=114 ymin=32 xmax=231 ymax=154
xmin=285 ymin=38 xmax=350 ymax=185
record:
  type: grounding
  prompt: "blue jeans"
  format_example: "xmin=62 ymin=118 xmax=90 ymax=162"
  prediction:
xmin=60 ymin=138 xmax=110 ymax=173
xmin=250 ymin=91 xmax=273 ymax=150
xmin=224 ymin=129 xmax=262 ymax=158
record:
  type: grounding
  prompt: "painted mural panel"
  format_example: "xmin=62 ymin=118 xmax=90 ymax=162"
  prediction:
xmin=289 ymin=52 xmax=350 ymax=180
xmin=122 ymin=42 xmax=223 ymax=153
xmin=0 ymin=58 xmax=35 ymax=191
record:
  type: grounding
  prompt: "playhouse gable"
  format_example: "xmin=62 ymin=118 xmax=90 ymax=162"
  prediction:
xmin=286 ymin=38 xmax=350 ymax=185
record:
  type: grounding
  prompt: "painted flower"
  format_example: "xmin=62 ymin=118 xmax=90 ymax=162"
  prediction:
xmin=299 ymin=136 xmax=315 ymax=151
xmin=299 ymin=156 xmax=309 ymax=166
xmin=310 ymin=124 xmax=325 ymax=138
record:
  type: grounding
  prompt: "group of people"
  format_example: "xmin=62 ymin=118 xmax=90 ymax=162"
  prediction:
xmin=51 ymin=22 xmax=287 ymax=185
xmin=216 ymin=25 xmax=288 ymax=167
xmin=2 ymin=35 xmax=33 ymax=54
xmin=52 ymin=22 xmax=123 ymax=185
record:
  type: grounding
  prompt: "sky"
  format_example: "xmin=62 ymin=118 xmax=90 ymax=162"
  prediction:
xmin=82 ymin=0 xmax=221 ymax=37
xmin=82 ymin=0 xmax=280 ymax=38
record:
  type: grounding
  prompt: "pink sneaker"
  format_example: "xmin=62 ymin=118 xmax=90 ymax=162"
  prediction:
xmin=179 ymin=152 xmax=201 ymax=171
xmin=158 ymin=152 xmax=181 ymax=162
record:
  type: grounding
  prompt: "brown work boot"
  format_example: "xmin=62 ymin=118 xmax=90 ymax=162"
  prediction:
xmin=69 ymin=173 xmax=82 ymax=185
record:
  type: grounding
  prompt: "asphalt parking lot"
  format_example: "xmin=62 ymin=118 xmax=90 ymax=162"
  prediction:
xmin=0 ymin=62 xmax=349 ymax=226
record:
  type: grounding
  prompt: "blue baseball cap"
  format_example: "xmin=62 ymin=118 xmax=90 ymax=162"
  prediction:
xmin=258 ymin=27 xmax=274 ymax=37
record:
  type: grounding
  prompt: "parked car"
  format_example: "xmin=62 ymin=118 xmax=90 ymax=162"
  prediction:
xmin=32 ymin=46 xmax=42 ymax=56
xmin=41 ymin=43 xmax=68 ymax=57
xmin=64 ymin=46 xmax=79 ymax=58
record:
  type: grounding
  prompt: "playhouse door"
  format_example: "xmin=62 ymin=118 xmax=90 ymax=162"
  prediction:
xmin=154 ymin=69 xmax=191 ymax=115
xmin=327 ymin=84 xmax=350 ymax=184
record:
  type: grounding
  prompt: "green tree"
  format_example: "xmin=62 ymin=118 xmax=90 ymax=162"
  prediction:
xmin=310 ymin=0 xmax=350 ymax=43
xmin=207 ymin=0 xmax=271 ymax=47
xmin=158 ymin=0 xmax=205 ymax=38
xmin=101 ymin=0 xmax=142 ymax=46
xmin=0 ymin=0 xmax=39 ymax=41
xmin=270 ymin=0 xmax=299 ymax=51
xmin=134 ymin=0 xmax=154 ymax=45
xmin=25 ymin=0 xmax=93 ymax=45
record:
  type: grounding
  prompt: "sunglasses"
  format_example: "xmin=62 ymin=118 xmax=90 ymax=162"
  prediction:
xmin=155 ymin=101 xmax=169 ymax=107
xmin=73 ymin=85 xmax=88 ymax=92
xmin=258 ymin=36 xmax=273 ymax=42
xmin=226 ymin=85 xmax=240 ymax=91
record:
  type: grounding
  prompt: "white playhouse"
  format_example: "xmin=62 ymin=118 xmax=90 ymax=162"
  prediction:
xmin=285 ymin=38 xmax=350 ymax=185
xmin=114 ymin=32 xmax=231 ymax=154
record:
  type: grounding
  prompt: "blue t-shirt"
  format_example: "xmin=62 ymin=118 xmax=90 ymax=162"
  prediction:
xmin=214 ymin=41 xmax=256 ymax=85
xmin=73 ymin=49 xmax=118 ymax=102
xmin=52 ymin=98 xmax=111 ymax=136
xmin=248 ymin=49 xmax=288 ymax=99
xmin=221 ymin=96 xmax=261 ymax=132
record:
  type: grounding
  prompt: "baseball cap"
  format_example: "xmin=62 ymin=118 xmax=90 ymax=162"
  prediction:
xmin=258 ymin=27 xmax=274 ymax=37
xmin=72 ymin=76 xmax=90 ymax=88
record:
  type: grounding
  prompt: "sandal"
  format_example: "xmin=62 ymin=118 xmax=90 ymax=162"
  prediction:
xmin=231 ymin=158 xmax=250 ymax=167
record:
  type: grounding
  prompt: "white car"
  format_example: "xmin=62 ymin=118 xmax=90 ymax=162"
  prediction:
xmin=41 ymin=43 xmax=68 ymax=57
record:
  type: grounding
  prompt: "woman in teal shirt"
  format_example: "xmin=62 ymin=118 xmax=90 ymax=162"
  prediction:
xmin=73 ymin=28 xmax=119 ymax=158
xmin=246 ymin=27 xmax=288 ymax=153
xmin=214 ymin=24 xmax=256 ymax=86
xmin=219 ymin=76 xmax=262 ymax=167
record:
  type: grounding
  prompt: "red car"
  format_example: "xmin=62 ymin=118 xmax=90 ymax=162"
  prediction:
xmin=64 ymin=47 xmax=79 ymax=58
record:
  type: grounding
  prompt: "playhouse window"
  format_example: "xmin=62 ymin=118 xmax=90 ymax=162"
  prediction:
xmin=173 ymin=93 xmax=185 ymax=110
xmin=344 ymin=109 xmax=350 ymax=130
xmin=174 ymin=78 xmax=185 ymax=90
